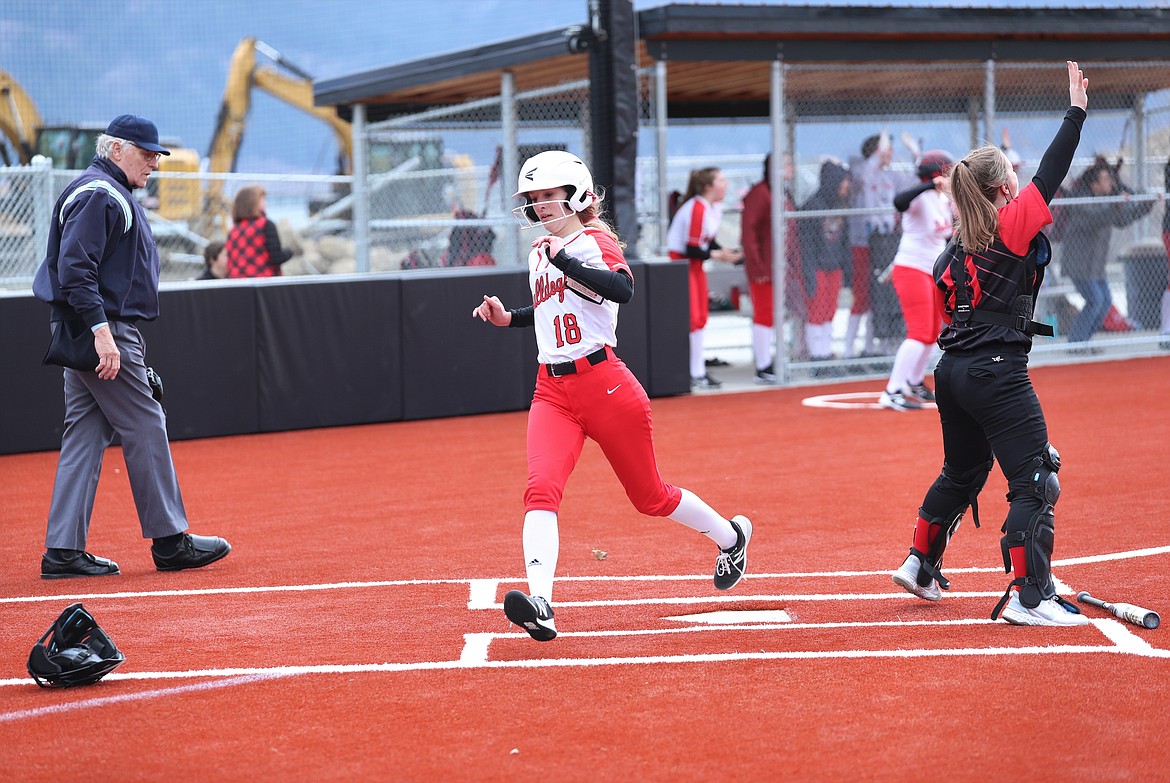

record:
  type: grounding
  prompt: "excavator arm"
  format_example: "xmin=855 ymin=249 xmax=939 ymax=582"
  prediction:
xmin=0 ymin=69 xmax=43 ymax=165
xmin=252 ymin=68 xmax=352 ymax=174
xmin=201 ymin=37 xmax=352 ymax=235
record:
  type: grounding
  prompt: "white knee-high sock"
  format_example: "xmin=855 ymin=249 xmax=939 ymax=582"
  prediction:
xmin=844 ymin=313 xmax=862 ymax=358
xmin=751 ymin=324 xmax=773 ymax=371
xmin=908 ymin=341 xmax=935 ymax=386
xmin=886 ymin=339 xmax=923 ymax=393
xmin=822 ymin=323 xmax=836 ymax=358
xmin=860 ymin=312 xmax=877 ymax=354
xmin=689 ymin=330 xmax=706 ymax=378
xmin=522 ymin=510 xmax=559 ymax=601
xmin=810 ymin=323 xmax=833 ymax=358
xmin=669 ymin=488 xmax=737 ymax=550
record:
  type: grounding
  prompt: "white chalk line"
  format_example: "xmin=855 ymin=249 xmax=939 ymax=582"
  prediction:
xmin=10 ymin=542 xmax=1165 ymax=607
xmin=0 ymin=672 xmax=293 ymax=723
xmin=2 ymin=546 xmax=1163 ymax=707
xmin=1 ymin=619 xmax=1163 ymax=699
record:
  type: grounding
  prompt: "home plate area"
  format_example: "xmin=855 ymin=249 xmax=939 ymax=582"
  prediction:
xmin=462 ymin=570 xmax=1153 ymax=666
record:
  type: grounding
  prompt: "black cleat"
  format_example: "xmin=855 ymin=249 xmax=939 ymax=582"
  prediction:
xmin=714 ymin=516 xmax=753 ymax=590
xmin=503 ymin=590 xmax=557 ymax=641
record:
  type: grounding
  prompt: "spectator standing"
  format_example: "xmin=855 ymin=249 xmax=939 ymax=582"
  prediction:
xmin=225 ymin=184 xmax=293 ymax=278
xmin=846 ymin=131 xmax=914 ymax=358
xmin=740 ymin=152 xmax=803 ymax=382
xmin=799 ymin=159 xmax=852 ymax=361
xmin=31 ymin=114 xmax=231 ymax=578
xmin=879 ymin=151 xmax=955 ymax=411
xmin=472 ymin=150 xmax=752 ymax=642
xmin=1060 ymin=156 xmax=1153 ymax=345
xmin=667 ymin=167 xmax=744 ymax=389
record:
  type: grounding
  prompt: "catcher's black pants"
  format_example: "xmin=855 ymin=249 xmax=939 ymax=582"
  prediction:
xmin=920 ymin=348 xmax=1050 ymax=537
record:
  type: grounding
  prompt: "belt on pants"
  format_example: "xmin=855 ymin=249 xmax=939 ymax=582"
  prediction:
xmin=543 ymin=346 xmax=610 ymax=378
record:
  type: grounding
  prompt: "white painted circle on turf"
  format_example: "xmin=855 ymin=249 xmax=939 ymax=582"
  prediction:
xmin=801 ymin=391 xmax=937 ymax=411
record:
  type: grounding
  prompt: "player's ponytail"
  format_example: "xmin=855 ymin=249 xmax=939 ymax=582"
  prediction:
xmin=951 ymin=145 xmax=1010 ymax=253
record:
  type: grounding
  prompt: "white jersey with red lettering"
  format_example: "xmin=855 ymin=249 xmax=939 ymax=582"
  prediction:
xmin=529 ymin=227 xmax=631 ymax=365
xmin=666 ymin=196 xmax=721 ymax=258
xmin=892 ymin=188 xmax=954 ymax=275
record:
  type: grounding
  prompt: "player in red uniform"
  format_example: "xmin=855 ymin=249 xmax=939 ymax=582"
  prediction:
xmin=472 ymin=150 xmax=752 ymax=641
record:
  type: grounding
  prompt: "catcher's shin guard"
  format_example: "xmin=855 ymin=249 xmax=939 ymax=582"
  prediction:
xmin=991 ymin=444 xmax=1078 ymax=619
xmin=908 ymin=509 xmax=963 ymax=591
xmin=910 ymin=458 xmax=994 ymax=590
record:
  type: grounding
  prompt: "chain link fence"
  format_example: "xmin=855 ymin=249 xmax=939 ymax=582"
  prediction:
xmin=3 ymin=59 xmax=1168 ymax=371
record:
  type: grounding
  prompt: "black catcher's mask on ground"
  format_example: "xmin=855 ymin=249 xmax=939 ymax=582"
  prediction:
xmin=27 ymin=603 xmax=125 ymax=688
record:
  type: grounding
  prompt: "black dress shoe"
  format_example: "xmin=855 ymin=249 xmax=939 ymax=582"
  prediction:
xmin=41 ymin=550 xmax=120 ymax=579
xmin=152 ymin=533 xmax=231 ymax=572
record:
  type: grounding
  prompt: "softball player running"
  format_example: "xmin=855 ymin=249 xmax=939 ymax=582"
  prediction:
xmin=472 ymin=151 xmax=752 ymax=641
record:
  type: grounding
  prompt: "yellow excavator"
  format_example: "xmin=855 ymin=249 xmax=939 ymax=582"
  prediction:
xmin=3 ymin=40 xmax=353 ymax=236
xmin=1 ymin=67 xmax=200 ymax=221
xmin=198 ymin=37 xmax=354 ymax=234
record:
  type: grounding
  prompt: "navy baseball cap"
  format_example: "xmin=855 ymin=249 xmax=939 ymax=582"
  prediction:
xmin=105 ymin=114 xmax=170 ymax=155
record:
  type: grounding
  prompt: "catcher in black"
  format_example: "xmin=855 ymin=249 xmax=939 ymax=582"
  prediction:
xmin=891 ymin=61 xmax=1090 ymax=627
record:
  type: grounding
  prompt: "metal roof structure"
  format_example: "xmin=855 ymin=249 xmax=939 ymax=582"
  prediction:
xmin=315 ymin=3 xmax=1170 ymax=121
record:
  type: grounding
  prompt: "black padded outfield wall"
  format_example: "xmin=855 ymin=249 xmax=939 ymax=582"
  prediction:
xmin=251 ymin=277 xmax=405 ymax=432
xmin=0 ymin=262 xmax=688 ymax=456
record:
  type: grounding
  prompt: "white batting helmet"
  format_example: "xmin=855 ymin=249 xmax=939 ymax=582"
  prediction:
xmin=513 ymin=150 xmax=594 ymax=212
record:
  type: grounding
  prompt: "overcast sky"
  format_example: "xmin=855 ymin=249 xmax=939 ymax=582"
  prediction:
xmin=2 ymin=0 xmax=1164 ymax=173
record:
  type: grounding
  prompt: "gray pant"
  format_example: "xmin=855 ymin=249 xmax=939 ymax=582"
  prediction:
xmin=45 ymin=321 xmax=188 ymax=549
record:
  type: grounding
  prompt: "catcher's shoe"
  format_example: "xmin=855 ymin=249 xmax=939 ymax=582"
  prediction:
xmin=714 ymin=516 xmax=752 ymax=591
xmin=504 ymin=591 xmax=557 ymax=641
xmin=891 ymin=555 xmax=942 ymax=602
xmin=1000 ymin=592 xmax=1089 ymax=627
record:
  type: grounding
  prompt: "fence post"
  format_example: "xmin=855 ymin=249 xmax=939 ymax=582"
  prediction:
xmin=352 ymin=102 xmax=369 ymax=273
xmin=655 ymin=59 xmax=669 ymax=255
xmin=770 ymin=59 xmax=789 ymax=385
xmin=501 ymin=70 xmax=519 ymax=268
xmin=983 ymin=59 xmax=996 ymax=147
xmin=32 ymin=155 xmax=53 ymax=268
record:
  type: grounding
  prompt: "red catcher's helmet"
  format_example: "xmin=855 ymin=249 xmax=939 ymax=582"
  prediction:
xmin=917 ymin=150 xmax=953 ymax=180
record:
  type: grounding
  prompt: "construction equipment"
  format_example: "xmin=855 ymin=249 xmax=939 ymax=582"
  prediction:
xmin=1 ymin=67 xmax=201 ymax=221
xmin=199 ymin=37 xmax=354 ymax=234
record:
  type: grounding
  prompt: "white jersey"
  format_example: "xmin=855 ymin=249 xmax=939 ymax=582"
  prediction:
xmin=849 ymin=154 xmax=901 ymax=243
xmin=529 ymin=227 xmax=630 ymax=365
xmin=892 ymin=187 xmax=954 ymax=275
xmin=666 ymin=195 xmax=722 ymax=258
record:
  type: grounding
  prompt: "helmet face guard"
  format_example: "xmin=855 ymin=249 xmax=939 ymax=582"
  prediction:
xmin=27 ymin=603 xmax=125 ymax=688
xmin=510 ymin=197 xmax=576 ymax=229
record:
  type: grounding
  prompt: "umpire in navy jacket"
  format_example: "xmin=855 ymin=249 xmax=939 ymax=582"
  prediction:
xmin=32 ymin=114 xmax=231 ymax=579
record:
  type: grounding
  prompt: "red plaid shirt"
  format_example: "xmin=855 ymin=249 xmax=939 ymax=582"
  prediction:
xmin=226 ymin=216 xmax=280 ymax=278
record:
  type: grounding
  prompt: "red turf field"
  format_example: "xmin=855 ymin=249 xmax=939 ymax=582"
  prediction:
xmin=1 ymin=357 xmax=1167 ymax=781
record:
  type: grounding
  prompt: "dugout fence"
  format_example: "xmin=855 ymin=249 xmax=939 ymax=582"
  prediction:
xmin=2 ymin=59 xmax=1168 ymax=382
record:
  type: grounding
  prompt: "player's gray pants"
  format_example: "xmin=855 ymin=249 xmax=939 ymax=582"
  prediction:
xmin=44 ymin=321 xmax=188 ymax=549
